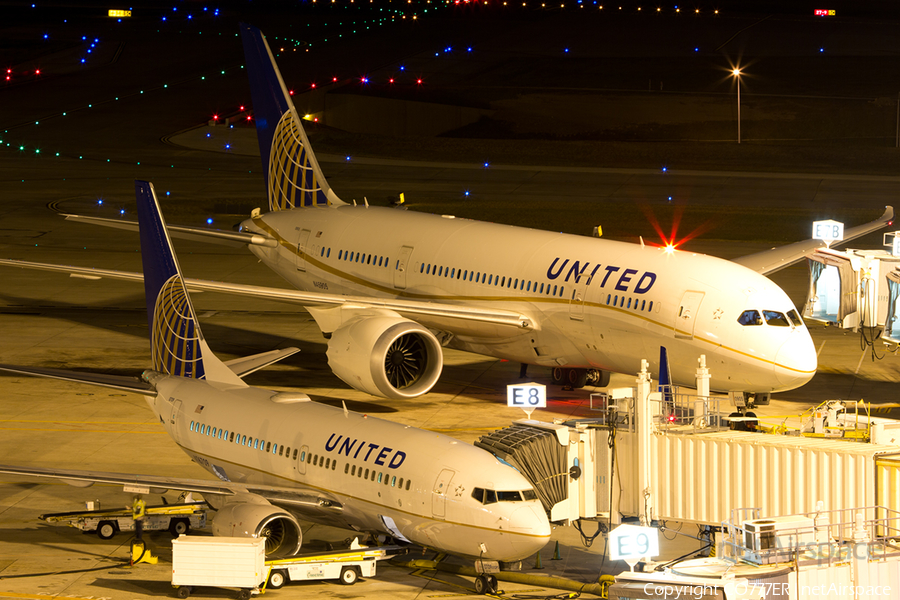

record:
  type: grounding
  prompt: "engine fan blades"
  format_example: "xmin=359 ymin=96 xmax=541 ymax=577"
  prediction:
xmin=384 ymin=333 xmax=427 ymax=389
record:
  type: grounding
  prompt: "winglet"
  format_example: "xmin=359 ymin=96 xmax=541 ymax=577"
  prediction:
xmin=239 ymin=23 xmax=344 ymax=211
xmin=135 ymin=181 xmax=246 ymax=387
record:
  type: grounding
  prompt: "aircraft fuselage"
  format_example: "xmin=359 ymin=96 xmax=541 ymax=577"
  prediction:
xmin=150 ymin=375 xmax=551 ymax=561
xmin=243 ymin=205 xmax=816 ymax=393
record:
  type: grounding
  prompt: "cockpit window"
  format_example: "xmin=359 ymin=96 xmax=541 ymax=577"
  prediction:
xmin=738 ymin=310 xmax=762 ymax=326
xmin=787 ymin=309 xmax=803 ymax=327
xmin=497 ymin=491 xmax=522 ymax=502
xmin=763 ymin=310 xmax=790 ymax=327
xmin=472 ymin=487 xmax=535 ymax=504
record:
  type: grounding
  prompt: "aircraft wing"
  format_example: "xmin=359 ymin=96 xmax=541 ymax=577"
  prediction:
xmin=733 ymin=206 xmax=894 ymax=275
xmin=62 ymin=214 xmax=277 ymax=248
xmin=0 ymin=363 xmax=154 ymax=394
xmin=0 ymin=464 xmax=343 ymax=513
xmin=0 ymin=259 xmax=537 ymax=335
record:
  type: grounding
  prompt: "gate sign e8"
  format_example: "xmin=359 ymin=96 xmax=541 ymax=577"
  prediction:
xmin=812 ymin=219 xmax=844 ymax=244
xmin=609 ymin=524 xmax=660 ymax=561
xmin=507 ymin=383 xmax=546 ymax=409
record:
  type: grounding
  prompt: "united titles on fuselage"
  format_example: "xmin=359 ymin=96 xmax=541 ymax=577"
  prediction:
xmin=546 ymin=258 xmax=657 ymax=293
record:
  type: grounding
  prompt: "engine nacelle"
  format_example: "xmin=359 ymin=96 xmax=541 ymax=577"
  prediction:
xmin=327 ymin=316 xmax=443 ymax=399
xmin=211 ymin=499 xmax=302 ymax=558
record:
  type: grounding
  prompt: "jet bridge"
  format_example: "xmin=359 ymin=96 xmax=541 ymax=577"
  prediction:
xmin=478 ymin=358 xmax=900 ymax=530
xmin=803 ymin=244 xmax=900 ymax=336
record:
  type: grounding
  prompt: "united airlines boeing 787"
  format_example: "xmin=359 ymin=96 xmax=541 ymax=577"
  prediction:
xmin=0 ymin=25 xmax=892 ymax=401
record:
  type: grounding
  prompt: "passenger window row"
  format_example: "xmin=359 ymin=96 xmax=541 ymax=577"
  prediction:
xmin=303 ymin=451 xmax=337 ymax=471
xmin=419 ymin=262 xmax=566 ymax=298
xmin=190 ymin=421 xmax=299 ymax=461
xmin=331 ymin=248 xmax=394 ymax=270
xmin=344 ymin=462 xmax=412 ymax=491
xmin=186 ymin=425 xmax=412 ymax=492
xmin=606 ymin=294 xmax=654 ymax=313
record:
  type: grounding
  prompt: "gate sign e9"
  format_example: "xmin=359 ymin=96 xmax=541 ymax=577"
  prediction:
xmin=609 ymin=524 xmax=660 ymax=561
xmin=507 ymin=383 xmax=546 ymax=409
xmin=812 ymin=219 xmax=844 ymax=244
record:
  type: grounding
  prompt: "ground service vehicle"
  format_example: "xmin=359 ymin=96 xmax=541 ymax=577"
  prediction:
xmin=172 ymin=536 xmax=266 ymax=599
xmin=41 ymin=502 xmax=208 ymax=539
xmin=264 ymin=538 xmax=396 ymax=588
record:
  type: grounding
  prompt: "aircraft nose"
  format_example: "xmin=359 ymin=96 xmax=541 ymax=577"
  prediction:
xmin=508 ymin=505 xmax=552 ymax=559
xmin=774 ymin=328 xmax=817 ymax=390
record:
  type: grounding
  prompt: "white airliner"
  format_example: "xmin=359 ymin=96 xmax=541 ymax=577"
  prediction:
xmin=0 ymin=181 xmax=551 ymax=568
xmin=0 ymin=24 xmax=892 ymax=401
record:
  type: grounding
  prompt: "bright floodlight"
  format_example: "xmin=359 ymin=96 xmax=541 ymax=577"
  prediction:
xmin=732 ymin=68 xmax=741 ymax=76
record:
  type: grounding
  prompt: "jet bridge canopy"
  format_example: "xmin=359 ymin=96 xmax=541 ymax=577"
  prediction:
xmin=804 ymin=249 xmax=857 ymax=326
xmin=884 ymin=268 xmax=900 ymax=342
xmin=475 ymin=423 xmax=569 ymax=517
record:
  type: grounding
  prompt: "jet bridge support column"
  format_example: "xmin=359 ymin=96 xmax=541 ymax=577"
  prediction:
xmin=636 ymin=360 xmax=654 ymax=526
xmin=694 ymin=355 xmax=710 ymax=428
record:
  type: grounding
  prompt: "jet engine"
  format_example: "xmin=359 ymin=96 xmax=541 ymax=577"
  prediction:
xmin=211 ymin=499 xmax=302 ymax=557
xmin=326 ymin=315 xmax=443 ymax=399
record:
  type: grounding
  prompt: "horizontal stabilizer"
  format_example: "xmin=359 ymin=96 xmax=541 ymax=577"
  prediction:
xmin=64 ymin=214 xmax=277 ymax=248
xmin=224 ymin=347 xmax=301 ymax=378
xmin=0 ymin=363 xmax=154 ymax=395
xmin=734 ymin=205 xmax=894 ymax=275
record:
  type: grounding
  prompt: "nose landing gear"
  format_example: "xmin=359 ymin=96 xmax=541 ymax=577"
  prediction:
xmin=474 ymin=574 xmax=498 ymax=595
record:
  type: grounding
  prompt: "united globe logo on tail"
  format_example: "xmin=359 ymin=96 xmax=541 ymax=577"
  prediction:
xmin=151 ymin=275 xmax=205 ymax=379
xmin=268 ymin=112 xmax=328 ymax=210
xmin=240 ymin=23 xmax=341 ymax=212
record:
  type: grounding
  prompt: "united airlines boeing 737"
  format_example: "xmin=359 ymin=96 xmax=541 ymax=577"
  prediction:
xmin=0 ymin=25 xmax=892 ymax=401
xmin=0 ymin=181 xmax=551 ymax=569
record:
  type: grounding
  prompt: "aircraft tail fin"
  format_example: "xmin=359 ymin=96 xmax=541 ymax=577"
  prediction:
xmin=135 ymin=181 xmax=246 ymax=386
xmin=240 ymin=23 xmax=344 ymax=211
xmin=658 ymin=346 xmax=674 ymax=405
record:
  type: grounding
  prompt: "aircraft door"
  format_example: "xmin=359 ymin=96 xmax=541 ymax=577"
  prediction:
xmin=296 ymin=229 xmax=311 ymax=272
xmin=394 ymin=245 xmax=414 ymax=290
xmin=297 ymin=445 xmax=309 ymax=475
xmin=568 ymin=272 xmax=589 ymax=320
xmin=675 ymin=291 xmax=705 ymax=339
xmin=169 ymin=399 xmax=182 ymax=427
xmin=432 ymin=468 xmax=455 ymax=519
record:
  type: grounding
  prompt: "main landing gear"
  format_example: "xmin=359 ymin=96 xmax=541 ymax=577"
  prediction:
xmin=551 ymin=367 xmax=610 ymax=389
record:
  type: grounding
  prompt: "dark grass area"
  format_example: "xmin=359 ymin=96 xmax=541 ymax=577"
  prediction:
xmin=373 ymin=195 xmax=887 ymax=246
xmin=308 ymin=126 xmax=900 ymax=176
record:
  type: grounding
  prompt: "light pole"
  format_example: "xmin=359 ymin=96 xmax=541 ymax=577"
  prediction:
xmin=732 ymin=68 xmax=742 ymax=144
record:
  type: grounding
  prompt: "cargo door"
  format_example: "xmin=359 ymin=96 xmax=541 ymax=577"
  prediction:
xmin=296 ymin=229 xmax=311 ymax=272
xmin=432 ymin=468 xmax=455 ymax=519
xmin=394 ymin=245 xmax=413 ymax=290
xmin=675 ymin=291 xmax=704 ymax=339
